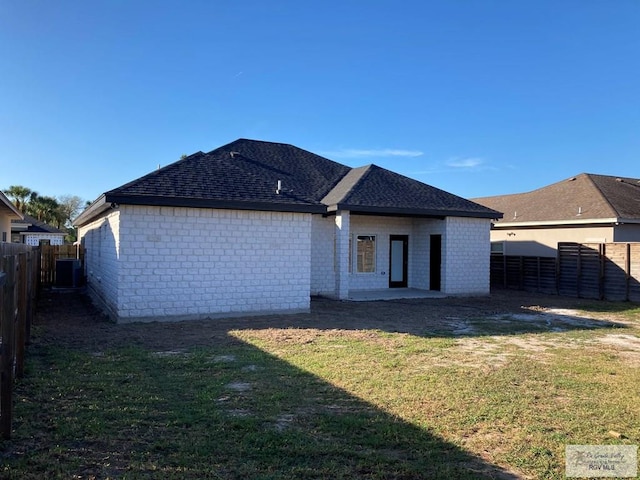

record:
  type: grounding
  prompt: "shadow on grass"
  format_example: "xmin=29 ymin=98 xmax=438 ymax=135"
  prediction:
xmin=4 ymin=333 xmax=520 ymax=479
xmin=6 ymin=288 xmax=635 ymax=478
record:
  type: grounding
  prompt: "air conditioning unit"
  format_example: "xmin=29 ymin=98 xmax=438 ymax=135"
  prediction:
xmin=55 ymin=259 xmax=82 ymax=288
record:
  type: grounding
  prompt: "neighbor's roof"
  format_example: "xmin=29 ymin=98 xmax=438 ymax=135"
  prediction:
xmin=0 ymin=191 xmax=23 ymax=220
xmin=12 ymin=214 xmax=65 ymax=234
xmin=473 ymin=173 xmax=640 ymax=226
xmin=75 ymin=139 xmax=501 ymax=225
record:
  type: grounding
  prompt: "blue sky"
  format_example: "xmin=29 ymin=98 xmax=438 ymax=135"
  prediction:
xmin=1 ymin=1 xmax=638 ymax=204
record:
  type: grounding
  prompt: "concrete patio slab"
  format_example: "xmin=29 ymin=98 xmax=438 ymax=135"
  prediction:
xmin=347 ymin=288 xmax=447 ymax=302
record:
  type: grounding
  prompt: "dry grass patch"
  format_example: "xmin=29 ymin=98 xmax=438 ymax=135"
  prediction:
xmin=231 ymin=306 xmax=640 ymax=479
xmin=2 ymin=291 xmax=639 ymax=479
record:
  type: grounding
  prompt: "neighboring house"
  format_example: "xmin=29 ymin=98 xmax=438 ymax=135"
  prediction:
xmin=0 ymin=190 xmax=23 ymax=243
xmin=74 ymin=139 xmax=502 ymax=323
xmin=11 ymin=214 xmax=66 ymax=246
xmin=473 ymin=173 xmax=640 ymax=257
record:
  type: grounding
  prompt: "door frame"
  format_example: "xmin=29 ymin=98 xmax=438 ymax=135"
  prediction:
xmin=389 ymin=235 xmax=408 ymax=288
xmin=430 ymin=234 xmax=442 ymax=291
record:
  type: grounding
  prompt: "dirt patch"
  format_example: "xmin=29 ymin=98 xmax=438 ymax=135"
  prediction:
xmin=225 ymin=381 xmax=252 ymax=392
xmin=596 ymin=334 xmax=640 ymax=365
xmin=32 ymin=289 xmax=635 ymax=354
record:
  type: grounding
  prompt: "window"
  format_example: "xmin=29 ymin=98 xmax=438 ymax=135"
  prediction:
xmin=490 ymin=241 xmax=504 ymax=254
xmin=356 ymin=235 xmax=376 ymax=273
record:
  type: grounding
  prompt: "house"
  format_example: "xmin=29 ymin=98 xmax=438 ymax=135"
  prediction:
xmin=11 ymin=214 xmax=66 ymax=246
xmin=473 ymin=173 xmax=640 ymax=257
xmin=74 ymin=139 xmax=502 ymax=323
xmin=0 ymin=190 xmax=23 ymax=243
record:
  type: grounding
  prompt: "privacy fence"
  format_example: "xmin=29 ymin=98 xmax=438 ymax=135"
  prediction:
xmin=0 ymin=243 xmax=84 ymax=439
xmin=0 ymin=243 xmax=40 ymax=439
xmin=491 ymin=242 xmax=640 ymax=302
xmin=40 ymin=243 xmax=85 ymax=288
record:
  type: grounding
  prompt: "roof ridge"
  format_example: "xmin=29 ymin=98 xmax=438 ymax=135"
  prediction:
xmin=583 ymin=173 xmax=619 ymax=217
xmin=321 ymin=165 xmax=372 ymax=205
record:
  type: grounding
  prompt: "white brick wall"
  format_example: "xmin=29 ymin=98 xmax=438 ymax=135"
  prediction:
xmin=78 ymin=205 xmax=493 ymax=321
xmin=411 ymin=218 xmax=445 ymax=290
xmin=81 ymin=206 xmax=312 ymax=322
xmin=349 ymin=216 xmax=414 ymax=290
xmin=310 ymin=215 xmax=335 ymax=296
xmin=442 ymin=216 xmax=491 ymax=295
xmin=334 ymin=211 xmax=350 ymax=299
xmin=77 ymin=210 xmax=121 ymax=318
xmin=311 ymin=214 xmax=490 ymax=296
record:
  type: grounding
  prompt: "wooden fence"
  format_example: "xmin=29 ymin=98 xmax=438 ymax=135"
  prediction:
xmin=491 ymin=254 xmax=557 ymax=294
xmin=40 ymin=243 xmax=84 ymax=287
xmin=0 ymin=243 xmax=40 ymax=439
xmin=491 ymin=242 xmax=640 ymax=302
xmin=557 ymin=242 xmax=640 ymax=302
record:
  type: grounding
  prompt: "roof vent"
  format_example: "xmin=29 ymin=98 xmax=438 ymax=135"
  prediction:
xmin=568 ymin=177 xmax=576 ymax=182
xmin=276 ymin=180 xmax=282 ymax=195
xmin=230 ymin=151 xmax=240 ymax=158
xmin=616 ymin=178 xmax=623 ymax=182
xmin=577 ymin=206 xmax=582 ymax=216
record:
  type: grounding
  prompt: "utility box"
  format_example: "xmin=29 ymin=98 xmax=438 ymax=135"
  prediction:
xmin=55 ymin=259 xmax=82 ymax=288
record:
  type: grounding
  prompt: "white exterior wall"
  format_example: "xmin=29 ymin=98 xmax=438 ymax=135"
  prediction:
xmin=23 ymin=233 xmax=65 ymax=246
xmin=312 ymin=214 xmax=491 ymax=295
xmin=349 ymin=216 xmax=414 ymax=290
xmin=109 ymin=206 xmax=311 ymax=322
xmin=77 ymin=210 xmax=121 ymax=318
xmin=442 ymin=216 xmax=491 ymax=295
xmin=0 ymin=215 xmax=10 ymax=243
xmin=334 ymin=211 xmax=351 ymax=299
xmin=412 ymin=218 xmax=446 ymax=290
xmin=310 ymin=215 xmax=336 ymax=296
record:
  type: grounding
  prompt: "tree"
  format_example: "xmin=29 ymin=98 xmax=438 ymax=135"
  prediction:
xmin=26 ymin=193 xmax=61 ymax=226
xmin=3 ymin=186 xmax=86 ymax=236
xmin=4 ymin=185 xmax=32 ymax=212
xmin=57 ymin=195 xmax=84 ymax=225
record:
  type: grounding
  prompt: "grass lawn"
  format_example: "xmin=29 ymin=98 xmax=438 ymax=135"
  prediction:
xmin=1 ymin=295 xmax=639 ymax=479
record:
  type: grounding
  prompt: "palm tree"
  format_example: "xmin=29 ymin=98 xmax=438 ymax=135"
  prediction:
xmin=4 ymin=185 xmax=32 ymax=212
xmin=27 ymin=193 xmax=61 ymax=224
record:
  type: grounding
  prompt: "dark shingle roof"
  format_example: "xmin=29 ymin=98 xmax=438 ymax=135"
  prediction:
xmin=473 ymin=173 xmax=640 ymax=224
xmin=76 ymin=139 xmax=500 ymax=224
xmin=12 ymin=214 xmax=65 ymax=234
xmin=105 ymin=139 xmax=350 ymax=213
xmin=323 ymin=164 xmax=501 ymax=218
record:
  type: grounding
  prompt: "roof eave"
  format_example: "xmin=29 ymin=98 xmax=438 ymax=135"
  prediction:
xmin=326 ymin=203 xmax=501 ymax=219
xmin=0 ymin=192 xmax=24 ymax=220
xmin=73 ymin=195 xmax=111 ymax=227
xmin=492 ymin=217 xmax=640 ymax=228
xmin=104 ymin=194 xmax=326 ymax=215
xmin=20 ymin=232 xmax=65 ymax=237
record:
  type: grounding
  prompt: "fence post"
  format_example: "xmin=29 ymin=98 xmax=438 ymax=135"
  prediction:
xmin=625 ymin=243 xmax=631 ymax=302
xmin=577 ymin=244 xmax=582 ymax=298
xmin=519 ymin=256 xmax=524 ymax=290
xmin=24 ymin=252 xmax=34 ymax=345
xmin=15 ymin=254 xmax=28 ymax=379
xmin=0 ymin=256 xmax=16 ymax=440
xmin=599 ymin=244 xmax=605 ymax=300
xmin=502 ymin=254 xmax=507 ymax=288
xmin=556 ymin=246 xmax=563 ymax=295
